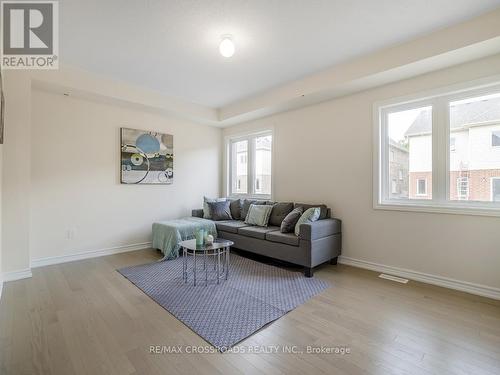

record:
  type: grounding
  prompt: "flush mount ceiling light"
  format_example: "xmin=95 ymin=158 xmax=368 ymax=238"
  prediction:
xmin=219 ymin=35 xmax=235 ymax=58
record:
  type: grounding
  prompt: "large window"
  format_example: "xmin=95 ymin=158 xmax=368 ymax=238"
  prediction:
xmin=375 ymin=81 xmax=500 ymax=216
xmin=228 ymin=131 xmax=272 ymax=198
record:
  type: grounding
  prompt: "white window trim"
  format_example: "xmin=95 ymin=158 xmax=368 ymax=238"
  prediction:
xmin=224 ymin=129 xmax=274 ymax=200
xmin=373 ymin=75 xmax=500 ymax=217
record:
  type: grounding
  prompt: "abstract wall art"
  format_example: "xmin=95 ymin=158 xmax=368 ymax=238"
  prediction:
xmin=120 ymin=127 xmax=173 ymax=184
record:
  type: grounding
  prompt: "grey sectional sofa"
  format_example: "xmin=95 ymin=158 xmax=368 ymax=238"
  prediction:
xmin=192 ymin=200 xmax=341 ymax=277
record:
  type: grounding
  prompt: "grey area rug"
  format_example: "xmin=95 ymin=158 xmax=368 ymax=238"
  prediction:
xmin=118 ymin=254 xmax=329 ymax=351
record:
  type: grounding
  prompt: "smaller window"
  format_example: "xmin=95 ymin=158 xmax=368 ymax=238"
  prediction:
xmin=390 ymin=150 xmax=395 ymax=162
xmin=492 ymin=131 xmax=500 ymax=147
xmin=240 ymin=154 xmax=247 ymax=163
xmin=416 ymin=179 xmax=427 ymax=196
xmin=450 ymin=137 xmax=456 ymax=152
xmin=456 ymin=177 xmax=469 ymax=200
xmin=398 ymin=170 xmax=403 ymax=180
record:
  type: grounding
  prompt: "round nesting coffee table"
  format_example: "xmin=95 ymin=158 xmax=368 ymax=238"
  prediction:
xmin=179 ymin=239 xmax=234 ymax=286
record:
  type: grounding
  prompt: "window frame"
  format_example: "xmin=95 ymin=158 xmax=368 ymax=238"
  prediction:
xmin=225 ymin=129 xmax=274 ymax=200
xmin=373 ymin=77 xmax=500 ymax=217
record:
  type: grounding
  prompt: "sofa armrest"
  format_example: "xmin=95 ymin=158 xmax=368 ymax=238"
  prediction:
xmin=299 ymin=218 xmax=341 ymax=241
xmin=192 ymin=209 xmax=204 ymax=218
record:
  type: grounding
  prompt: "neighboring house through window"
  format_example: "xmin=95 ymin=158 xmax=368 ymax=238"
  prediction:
xmin=416 ymin=179 xmax=427 ymax=196
xmin=492 ymin=178 xmax=500 ymax=202
xmin=493 ymin=131 xmax=500 ymax=147
xmin=457 ymin=177 xmax=469 ymax=200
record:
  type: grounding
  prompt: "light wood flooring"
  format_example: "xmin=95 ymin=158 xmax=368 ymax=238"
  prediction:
xmin=1 ymin=249 xmax=499 ymax=375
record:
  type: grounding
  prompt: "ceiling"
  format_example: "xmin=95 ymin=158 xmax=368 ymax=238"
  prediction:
xmin=61 ymin=0 xmax=500 ymax=108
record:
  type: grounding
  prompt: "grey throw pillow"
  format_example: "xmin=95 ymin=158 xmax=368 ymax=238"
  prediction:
xmin=280 ymin=207 xmax=303 ymax=233
xmin=228 ymin=198 xmax=243 ymax=220
xmin=203 ymin=196 xmax=226 ymax=219
xmin=268 ymin=202 xmax=294 ymax=227
xmin=207 ymin=200 xmax=232 ymax=221
xmin=245 ymin=204 xmax=273 ymax=227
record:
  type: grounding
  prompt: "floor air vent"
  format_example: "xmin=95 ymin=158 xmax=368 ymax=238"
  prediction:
xmin=378 ymin=273 xmax=409 ymax=284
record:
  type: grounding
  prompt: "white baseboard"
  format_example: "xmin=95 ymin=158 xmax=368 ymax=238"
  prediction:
xmin=31 ymin=242 xmax=152 ymax=268
xmin=1 ymin=268 xmax=33 ymax=283
xmin=339 ymin=256 xmax=500 ymax=300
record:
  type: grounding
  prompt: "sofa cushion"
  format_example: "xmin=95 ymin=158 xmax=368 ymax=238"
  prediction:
xmin=241 ymin=199 xmax=267 ymax=220
xmin=268 ymin=202 xmax=294 ymax=227
xmin=207 ymin=200 xmax=233 ymax=221
xmin=227 ymin=198 xmax=243 ymax=220
xmin=238 ymin=226 xmax=280 ymax=240
xmin=266 ymin=231 xmax=300 ymax=246
xmin=215 ymin=220 xmax=249 ymax=234
xmin=280 ymin=207 xmax=303 ymax=233
xmin=294 ymin=202 xmax=329 ymax=219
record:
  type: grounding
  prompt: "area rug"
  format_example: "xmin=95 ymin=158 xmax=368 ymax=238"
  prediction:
xmin=118 ymin=254 xmax=329 ymax=351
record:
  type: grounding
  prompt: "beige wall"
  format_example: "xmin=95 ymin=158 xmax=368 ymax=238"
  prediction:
xmin=30 ymin=89 xmax=221 ymax=261
xmin=1 ymin=72 xmax=31 ymax=274
xmin=223 ymin=54 xmax=500 ymax=290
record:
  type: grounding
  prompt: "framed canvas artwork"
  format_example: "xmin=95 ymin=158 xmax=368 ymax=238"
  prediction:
xmin=120 ymin=128 xmax=173 ymax=184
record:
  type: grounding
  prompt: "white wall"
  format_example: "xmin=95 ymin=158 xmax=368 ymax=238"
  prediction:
xmin=30 ymin=89 xmax=221 ymax=261
xmin=223 ymin=54 xmax=500 ymax=290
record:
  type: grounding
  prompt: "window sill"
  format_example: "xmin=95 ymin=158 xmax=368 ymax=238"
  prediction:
xmin=374 ymin=201 xmax=500 ymax=217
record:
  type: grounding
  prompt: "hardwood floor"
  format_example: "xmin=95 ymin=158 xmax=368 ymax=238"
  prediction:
xmin=1 ymin=249 xmax=499 ymax=375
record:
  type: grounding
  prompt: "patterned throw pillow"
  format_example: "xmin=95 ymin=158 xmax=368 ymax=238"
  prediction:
xmin=244 ymin=204 xmax=273 ymax=227
xmin=203 ymin=196 xmax=226 ymax=219
xmin=294 ymin=207 xmax=321 ymax=236
xmin=207 ymin=201 xmax=233 ymax=221
xmin=240 ymin=199 xmax=267 ymax=220
xmin=280 ymin=207 xmax=303 ymax=233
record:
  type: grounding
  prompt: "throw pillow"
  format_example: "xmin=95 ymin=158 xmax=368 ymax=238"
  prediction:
xmin=207 ymin=200 xmax=233 ymax=221
xmin=244 ymin=204 xmax=273 ymax=227
xmin=268 ymin=202 xmax=294 ymax=227
xmin=294 ymin=207 xmax=321 ymax=236
xmin=203 ymin=196 xmax=226 ymax=219
xmin=241 ymin=199 xmax=266 ymax=220
xmin=228 ymin=198 xmax=243 ymax=220
xmin=280 ymin=207 xmax=303 ymax=233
